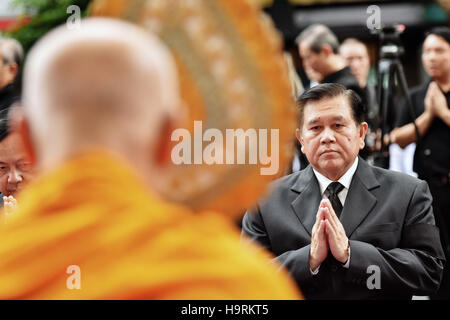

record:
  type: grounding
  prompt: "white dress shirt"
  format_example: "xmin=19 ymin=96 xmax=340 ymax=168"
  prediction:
xmin=309 ymin=157 xmax=359 ymax=274
xmin=313 ymin=157 xmax=359 ymax=206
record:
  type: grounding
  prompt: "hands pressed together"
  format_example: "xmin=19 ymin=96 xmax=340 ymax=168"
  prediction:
xmin=425 ymin=81 xmax=449 ymax=120
xmin=2 ymin=196 xmax=18 ymax=224
xmin=384 ymin=81 xmax=449 ymax=147
xmin=309 ymin=199 xmax=349 ymax=271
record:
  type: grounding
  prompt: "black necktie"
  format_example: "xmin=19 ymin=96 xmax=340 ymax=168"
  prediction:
xmin=326 ymin=182 xmax=344 ymax=218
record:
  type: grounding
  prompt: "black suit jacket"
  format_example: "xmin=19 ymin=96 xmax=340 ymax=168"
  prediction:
xmin=0 ymin=84 xmax=20 ymax=113
xmin=321 ymin=67 xmax=366 ymax=108
xmin=242 ymin=158 xmax=445 ymax=299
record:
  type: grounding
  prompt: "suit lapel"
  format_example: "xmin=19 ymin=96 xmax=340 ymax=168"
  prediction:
xmin=340 ymin=158 xmax=380 ymax=238
xmin=290 ymin=166 xmax=322 ymax=237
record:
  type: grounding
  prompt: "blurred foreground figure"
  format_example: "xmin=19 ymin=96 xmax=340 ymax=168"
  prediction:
xmin=0 ymin=18 xmax=301 ymax=299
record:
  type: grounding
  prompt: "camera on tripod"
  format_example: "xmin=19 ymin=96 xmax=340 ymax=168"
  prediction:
xmin=374 ymin=24 xmax=406 ymax=59
xmin=371 ymin=24 xmax=416 ymax=168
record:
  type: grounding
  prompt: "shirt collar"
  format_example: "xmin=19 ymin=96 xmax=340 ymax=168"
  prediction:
xmin=312 ymin=157 xmax=359 ymax=195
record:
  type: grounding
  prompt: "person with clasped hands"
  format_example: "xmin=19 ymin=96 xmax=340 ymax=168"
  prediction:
xmin=242 ymin=83 xmax=445 ymax=299
xmin=389 ymin=27 xmax=450 ymax=299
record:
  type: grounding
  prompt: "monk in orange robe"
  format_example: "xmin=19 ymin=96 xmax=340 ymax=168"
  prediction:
xmin=0 ymin=18 xmax=301 ymax=299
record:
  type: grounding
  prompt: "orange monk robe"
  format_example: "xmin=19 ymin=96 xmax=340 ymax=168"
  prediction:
xmin=0 ymin=152 xmax=302 ymax=299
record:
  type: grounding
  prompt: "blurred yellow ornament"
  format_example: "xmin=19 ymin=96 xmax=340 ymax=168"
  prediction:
xmin=91 ymin=0 xmax=297 ymax=216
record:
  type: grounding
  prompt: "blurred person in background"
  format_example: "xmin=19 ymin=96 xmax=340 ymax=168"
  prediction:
xmin=304 ymin=65 xmax=322 ymax=89
xmin=339 ymin=38 xmax=377 ymax=128
xmin=0 ymin=37 xmax=23 ymax=112
xmin=339 ymin=39 xmax=371 ymax=89
xmin=389 ymin=26 xmax=450 ymax=300
xmin=0 ymin=18 xmax=301 ymax=299
xmin=0 ymin=107 xmax=33 ymax=222
xmin=339 ymin=38 xmax=380 ymax=163
xmin=296 ymin=24 xmax=365 ymax=103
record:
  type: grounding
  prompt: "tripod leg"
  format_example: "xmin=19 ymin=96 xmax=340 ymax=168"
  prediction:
xmin=374 ymin=59 xmax=394 ymax=168
xmin=380 ymin=61 xmax=396 ymax=153
xmin=395 ymin=61 xmax=421 ymax=142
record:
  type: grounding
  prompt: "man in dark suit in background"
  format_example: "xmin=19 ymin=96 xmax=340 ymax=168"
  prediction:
xmin=296 ymin=25 xmax=365 ymax=104
xmin=242 ymin=83 xmax=444 ymax=299
xmin=0 ymin=37 xmax=23 ymax=112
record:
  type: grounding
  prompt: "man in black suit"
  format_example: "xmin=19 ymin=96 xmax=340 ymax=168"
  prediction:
xmin=242 ymin=83 xmax=445 ymax=299
xmin=296 ymin=25 xmax=365 ymax=103
xmin=0 ymin=37 xmax=23 ymax=112
xmin=293 ymin=25 xmax=366 ymax=170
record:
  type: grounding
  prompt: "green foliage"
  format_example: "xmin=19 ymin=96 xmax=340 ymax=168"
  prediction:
xmin=5 ymin=0 xmax=92 ymax=53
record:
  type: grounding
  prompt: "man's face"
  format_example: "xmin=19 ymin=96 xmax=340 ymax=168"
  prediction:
xmin=0 ymin=132 xmax=33 ymax=196
xmin=340 ymin=43 xmax=370 ymax=87
xmin=422 ymin=34 xmax=450 ymax=81
xmin=299 ymin=41 xmax=327 ymax=78
xmin=298 ymin=95 xmax=367 ymax=180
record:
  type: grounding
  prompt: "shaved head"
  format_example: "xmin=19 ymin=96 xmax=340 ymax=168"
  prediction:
xmin=21 ymin=18 xmax=181 ymax=178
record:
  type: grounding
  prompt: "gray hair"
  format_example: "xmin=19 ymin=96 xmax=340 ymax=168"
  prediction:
xmin=295 ymin=24 xmax=340 ymax=54
xmin=0 ymin=37 xmax=24 ymax=67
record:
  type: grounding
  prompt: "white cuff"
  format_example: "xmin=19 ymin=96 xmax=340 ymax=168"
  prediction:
xmin=310 ymin=264 xmax=321 ymax=275
xmin=342 ymin=246 xmax=351 ymax=269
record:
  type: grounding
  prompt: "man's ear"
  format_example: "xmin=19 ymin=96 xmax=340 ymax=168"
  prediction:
xmin=321 ymin=44 xmax=333 ymax=56
xmin=152 ymin=114 xmax=177 ymax=168
xmin=6 ymin=63 xmax=18 ymax=84
xmin=9 ymin=106 xmax=36 ymax=165
xmin=295 ymin=128 xmax=305 ymax=153
xmin=359 ymin=122 xmax=369 ymax=149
